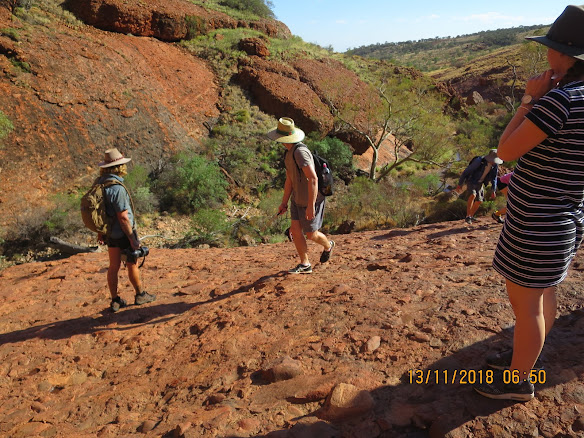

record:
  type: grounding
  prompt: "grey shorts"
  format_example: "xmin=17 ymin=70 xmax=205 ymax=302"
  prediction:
xmin=290 ymin=198 xmax=326 ymax=233
xmin=468 ymin=182 xmax=485 ymax=202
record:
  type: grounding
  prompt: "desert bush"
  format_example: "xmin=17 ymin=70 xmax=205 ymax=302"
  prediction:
xmin=154 ymin=152 xmax=228 ymax=214
xmin=182 ymin=28 xmax=260 ymax=81
xmin=2 ymin=191 xmax=84 ymax=252
xmin=304 ymin=136 xmax=355 ymax=182
xmin=268 ymin=35 xmax=332 ymax=61
xmin=123 ymin=165 xmax=158 ymax=214
xmin=0 ymin=111 xmax=14 ymax=143
xmin=185 ymin=15 xmax=207 ymax=38
xmin=250 ymin=189 xmax=289 ymax=242
xmin=174 ymin=208 xmax=231 ymax=248
xmin=43 ymin=192 xmax=85 ymax=235
xmin=327 ymin=176 xmax=424 ymax=231
xmin=190 ymin=0 xmax=273 ymax=20
xmin=1 ymin=27 xmax=20 ymax=41
xmin=218 ymin=0 xmax=274 ymax=18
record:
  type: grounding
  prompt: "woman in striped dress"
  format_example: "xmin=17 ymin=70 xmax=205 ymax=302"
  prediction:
xmin=475 ymin=5 xmax=584 ymax=401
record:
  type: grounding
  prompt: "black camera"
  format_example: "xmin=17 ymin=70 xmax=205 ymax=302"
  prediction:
xmin=122 ymin=246 xmax=149 ymax=264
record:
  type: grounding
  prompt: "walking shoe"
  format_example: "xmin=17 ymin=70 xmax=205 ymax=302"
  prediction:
xmin=474 ymin=374 xmax=534 ymax=402
xmin=492 ymin=212 xmax=505 ymax=224
xmin=288 ymin=264 xmax=312 ymax=274
xmin=465 ymin=216 xmax=473 ymax=224
xmin=320 ymin=240 xmax=336 ymax=263
xmin=110 ymin=296 xmax=127 ymax=313
xmin=486 ymin=349 xmax=544 ymax=371
xmin=135 ymin=291 xmax=156 ymax=305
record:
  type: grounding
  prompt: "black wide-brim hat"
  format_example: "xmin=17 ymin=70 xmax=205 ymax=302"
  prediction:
xmin=526 ymin=5 xmax=584 ymax=61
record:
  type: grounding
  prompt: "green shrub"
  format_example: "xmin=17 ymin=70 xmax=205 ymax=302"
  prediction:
xmin=10 ymin=59 xmax=32 ymax=73
xmin=305 ymin=136 xmax=355 ymax=182
xmin=124 ymin=165 xmax=158 ymax=214
xmin=155 ymin=152 xmax=228 ymax=214
xmin=44 ymin=192 xmax=84 ymax=234
xmin=251 ymin=189 xmax=288 ymax=241
xmin=0 ymin=111 xmax=14 ymax=142
xmin=234 ymin=109 xmax=251 ymax=124
xmin=176 ymin=208 xmax=230 ymax=247
xmin=1 ymin=28 xmax=20 ymax=41
xmin=218 ymin=0 xmax=274 ymax=18
xmin=326 ymin=176 xmax=425 ymax=231
xmin=185 ymin=15 xmax=207 ymax=38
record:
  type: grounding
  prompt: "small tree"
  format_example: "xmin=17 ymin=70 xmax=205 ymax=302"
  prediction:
xmin=331 ymin=76 xmax=455 ymax=181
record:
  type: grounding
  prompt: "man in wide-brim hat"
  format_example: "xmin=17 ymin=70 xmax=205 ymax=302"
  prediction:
xmin=97 ymin=148 xmax=156 ymax=312
xmin=267 ymin=117 xmax=335 ymax=274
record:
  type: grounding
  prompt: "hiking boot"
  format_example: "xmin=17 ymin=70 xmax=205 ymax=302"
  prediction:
xmin=486 ymin=349 xmax=544 ymax=371
xmin=288 ymin=264 xmax=312 ymax=274
xmin=474 ymin=373 xmax=534 ymax=402
xmin=465 ymin=216 xmax=473 ymax=224
xmin=320 ymin=240 xmax=336 ymax=263
xmin=110 ymin=296 xmax=127 ymax=313
xmin=135 ymin=291 xmax=156 ymax=305
xmin=492 ymin=212 xmax=505 ymax=224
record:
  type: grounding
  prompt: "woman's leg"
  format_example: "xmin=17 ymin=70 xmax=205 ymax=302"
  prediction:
xmin=507 ymin=280 xmax=547 ymax=381
xmin=543 ymin=286 xmax=557 ymax=335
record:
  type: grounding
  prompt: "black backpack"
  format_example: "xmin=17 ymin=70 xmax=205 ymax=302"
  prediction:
xmin=293 ymin=144 xmax=334 ymax=197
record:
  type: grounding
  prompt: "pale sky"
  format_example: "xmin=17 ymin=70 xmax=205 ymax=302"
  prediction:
xmin=271 ymin=1 xmax=565 ymax=52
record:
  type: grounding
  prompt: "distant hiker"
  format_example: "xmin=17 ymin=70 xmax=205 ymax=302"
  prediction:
xmin=267 ymin=117 xmax=335 ymax=274
xmin=96 ymin=148 xmax=155 ymax=312
xmin=491 ymin=171 xmax=513 ymax=223
xmin=474 ymin=5 xmax=584 ymax=402
xmin=455 ymin=149 xmax=503 ymax=224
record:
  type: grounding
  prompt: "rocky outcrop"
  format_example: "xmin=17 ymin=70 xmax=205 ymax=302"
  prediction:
xmin=238 ymin=37 xmax=270 ymax=58
xmin=63 ymin=0 xmax=291 ymax=41
xmin=0 ymin=14 xmax=219 ymax=229
xmin=236 ymin=57 xmax=382 ymax=153
xmin=237 ymin=65 xmax=334 ymax=136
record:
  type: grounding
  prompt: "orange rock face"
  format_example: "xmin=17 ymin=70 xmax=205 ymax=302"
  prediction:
xmin=0 ymin=10 xmax=219 ymax=228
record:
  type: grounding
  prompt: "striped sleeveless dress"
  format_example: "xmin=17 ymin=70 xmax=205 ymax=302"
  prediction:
xmin=493 ymin=81 xmax=584 ymax=288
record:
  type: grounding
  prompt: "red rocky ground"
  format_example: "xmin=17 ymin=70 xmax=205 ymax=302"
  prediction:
xmin=2 ymin=219 xmax=584 ymax=437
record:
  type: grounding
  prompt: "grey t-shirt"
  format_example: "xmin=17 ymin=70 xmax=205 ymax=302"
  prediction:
xmin=285 ymin=143 xmax=324 ymax=207
xmin=101 ymin=175 xmax=134 ymax=239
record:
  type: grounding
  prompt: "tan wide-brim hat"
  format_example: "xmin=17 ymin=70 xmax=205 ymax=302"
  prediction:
xmin=485 ymin=149 xmax=503 ymax=165
xmin=99 ymin=148 xmax=132 ymax=168
xmin=266 ymin=117 xmax=305 ymax=143
xmin=525 ymin=5 xmax=584 ymax=61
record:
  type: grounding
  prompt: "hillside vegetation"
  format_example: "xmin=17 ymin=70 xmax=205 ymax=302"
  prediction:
xmin=347 ymin=25 xmax=549 ymax=73
xmin=0 ymin=0 xmax=540 ymax=267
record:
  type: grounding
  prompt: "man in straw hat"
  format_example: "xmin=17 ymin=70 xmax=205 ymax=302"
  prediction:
xmin=455 ymin=149 xmax=503 ymax=224
xmin=267 ymin=117 xmax=335 ymax=274
xmin=474 ymin=5 xmax=584 ymax=401
xmin=98 ymin=148 xmax=155 ymax=311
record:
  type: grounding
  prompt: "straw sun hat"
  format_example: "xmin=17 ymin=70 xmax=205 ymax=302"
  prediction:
xmin=98 ymin=148 xmax=132 ymax=168
xmin=266 ymin=117 xmax=305 ymax=143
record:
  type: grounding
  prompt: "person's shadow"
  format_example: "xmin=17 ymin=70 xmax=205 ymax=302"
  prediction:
xmin=219 ymin=309 xmax=584 ymax=437
xmin=0 ymin=272 xmax=286 ymax=346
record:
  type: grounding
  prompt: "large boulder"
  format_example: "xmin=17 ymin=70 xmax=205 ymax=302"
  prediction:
xmin=236 ymin=57 xmax=381 ymax=153
xmin=63 ymin=0 xmax=290 ymax=41
xmin=237 ymin=66 xmax=334 ymax=136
